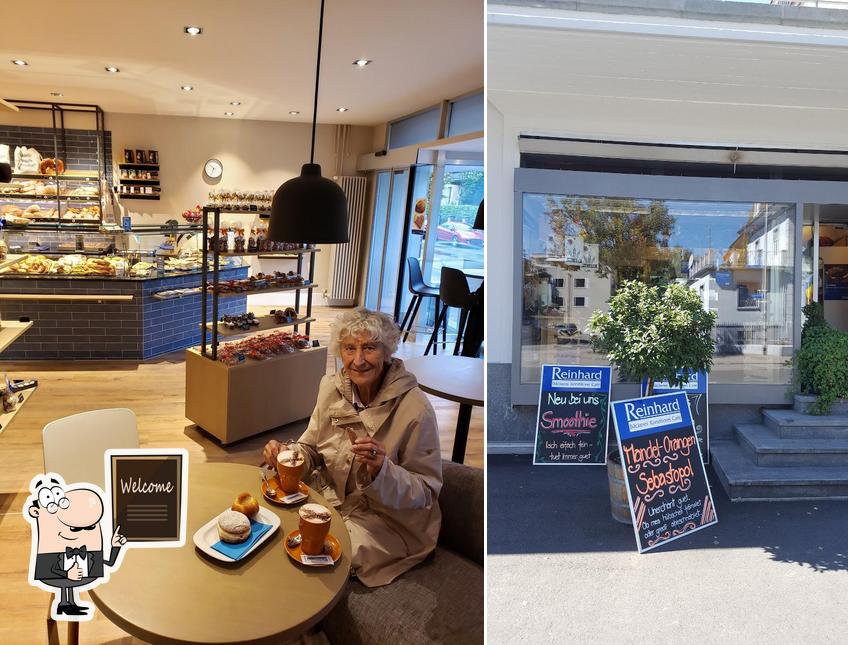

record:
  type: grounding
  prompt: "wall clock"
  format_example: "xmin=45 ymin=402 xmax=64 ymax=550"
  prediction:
xmin=204 ymin=158 xmax=223 ymax=179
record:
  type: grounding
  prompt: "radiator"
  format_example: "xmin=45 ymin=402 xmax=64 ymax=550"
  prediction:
xmin=328 ymin=175 xmax=367 ymax=306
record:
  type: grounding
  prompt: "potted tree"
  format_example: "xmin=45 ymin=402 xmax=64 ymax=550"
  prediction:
xmin=588 ymin=280 xmax=716 ymax=523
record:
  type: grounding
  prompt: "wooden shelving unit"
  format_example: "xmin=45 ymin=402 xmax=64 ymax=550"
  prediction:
xmin=185 ymin=206 xmax=323 ymax=444
xmin=217 ymin=247 xmax=320 ymax=257
xmin=12 ymin=172 xmax=100 ymax=181
xmin=203 ymin=315 xmax=315 ymax=338
xmin=212 ymin=282 xmax=316 ymax=299
xmin=117 ymin=162 xmax=160 ymax=200
xmin=0 ymin=321 xmax=36 ymax=434
xmin=0 ymin=386 xmax=37 ymax=434
xmin=0 ymin=321 xmax=33 ymax=352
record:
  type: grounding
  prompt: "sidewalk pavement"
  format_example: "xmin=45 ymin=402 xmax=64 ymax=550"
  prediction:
xmin=487 ymin=454 xmax=848 ymax=645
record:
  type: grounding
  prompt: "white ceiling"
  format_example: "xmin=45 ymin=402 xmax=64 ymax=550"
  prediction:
xmin=488 ymin=10 xmax=848 ymax=148
xmin=1 ymin=0 xmax=483 ymax=126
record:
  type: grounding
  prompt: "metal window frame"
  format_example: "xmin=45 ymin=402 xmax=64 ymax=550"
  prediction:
xmin=512 ymin=168 xmax=848 ymax=405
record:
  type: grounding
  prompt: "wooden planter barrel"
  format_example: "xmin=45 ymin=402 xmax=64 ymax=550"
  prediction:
xmin=607 ymin=450 xmax=631 ymax=525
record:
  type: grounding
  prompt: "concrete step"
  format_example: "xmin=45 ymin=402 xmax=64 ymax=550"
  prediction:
xmin=763 ymin=408 xmax=848 ymax=439
xmin=710 ymin=440 xmax=848 ymax=501
xmin=735 ymin=424 xmax=848 ymax=467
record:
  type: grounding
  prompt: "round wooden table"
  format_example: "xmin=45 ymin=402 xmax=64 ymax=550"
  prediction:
xmin=90 ymin=462 xmax=352 ymax=644
xmin=404 ymin=355 xmax=483 ymax=463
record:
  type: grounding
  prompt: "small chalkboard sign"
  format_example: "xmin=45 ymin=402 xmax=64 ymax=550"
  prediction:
xmin=105 ymin=449 xmax=188 ymax=548
xmin=612 ymin=392 xmax=717 ymax=553
xmin=533 ymin=365 xmax=611 ymax=465
xmin=641 ymin=371 xmax=709 ymax=463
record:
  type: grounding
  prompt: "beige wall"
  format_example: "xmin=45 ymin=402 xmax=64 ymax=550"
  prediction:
xmin=108 ymin=112 xmax=373 ymax=290
xmin=0 ymin=109 xmax=374 ymax=295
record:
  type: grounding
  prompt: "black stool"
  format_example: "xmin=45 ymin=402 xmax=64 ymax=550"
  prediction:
xmin=426 ymin=267 xmax=473 ymax=356
xmin=399 ymin=257 xmax=445 ymax=350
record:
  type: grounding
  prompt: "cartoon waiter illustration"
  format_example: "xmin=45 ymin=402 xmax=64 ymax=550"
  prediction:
xmin=24 ymin=473 xmax=127 ymax=620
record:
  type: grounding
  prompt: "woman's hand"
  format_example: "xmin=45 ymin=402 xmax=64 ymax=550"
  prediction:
xmin=263 ymin=440 xmax=284 ymax=468
xmin=352 ymin=437 xmax=386 ymax=478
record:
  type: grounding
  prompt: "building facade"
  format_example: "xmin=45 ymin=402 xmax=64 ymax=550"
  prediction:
xmin=488 ymin=0 xmax=848 ymax=449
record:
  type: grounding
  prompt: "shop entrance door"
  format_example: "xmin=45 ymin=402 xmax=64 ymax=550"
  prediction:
xmin=804 ymin=205 xmax=848 ymax=332
xmin=364 ymin=168 xmax=410 ymax=316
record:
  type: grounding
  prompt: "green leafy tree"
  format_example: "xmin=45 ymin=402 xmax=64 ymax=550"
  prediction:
xmin=445 ymin=169 xmax=483 ymax=205
xmin=588 ymin=281 xmax=716 ymax=394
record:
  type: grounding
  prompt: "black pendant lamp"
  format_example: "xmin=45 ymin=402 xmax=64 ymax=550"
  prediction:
xmin=0 ymin=162 xmax=11 ymax=184
xmin=473 ymin=199 xmax=484 ymax=230
xmin=268 ymin=0 xmax=348 ymax=243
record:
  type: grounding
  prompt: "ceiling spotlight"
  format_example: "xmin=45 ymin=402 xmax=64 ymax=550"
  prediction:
xmin=50 ymin=92 xmax=63 ymax=97
xmin=230 ymin=101 xmax=241 ymax=106
xmin=352 ymin=59 xmax=371 ymax=67
xmin=181 ymin=85 xmax=194 ymax=91
xmin=224 ymin=111 xmax=235 ymax=116
xmin=184 ymin=26 xmax=203 ymax=36
xmin=289 ymin=111 xmax=300 ymax=115
xmin=11 ymin=59 xmax=28 ymax=66
xmin=105 ymin=66 xmax=119 ymax=73
xmin=336 ymin=107 xmax=349 ymax=112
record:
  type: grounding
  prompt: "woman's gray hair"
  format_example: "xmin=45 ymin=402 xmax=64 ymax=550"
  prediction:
xmin=329 ymin=307 xmax=401 ymax=358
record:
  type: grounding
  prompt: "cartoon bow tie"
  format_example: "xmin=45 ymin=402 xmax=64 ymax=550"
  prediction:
xmin=65 ymin=546 xmax=87 ymax=559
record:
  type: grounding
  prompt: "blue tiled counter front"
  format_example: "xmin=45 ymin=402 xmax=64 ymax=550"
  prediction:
xmin=142 ymin=267 xmax=248 ymax=358
xmin=0 ymin=267 xmax=248 ymax=359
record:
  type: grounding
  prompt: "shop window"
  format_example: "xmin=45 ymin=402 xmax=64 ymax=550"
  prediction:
xmin=387 ymin=107 xmax=441 ymax=150
xmin=520 ymin=193 xmax=795 ymax=385
xmin=446 ymin=91 xmax=483 ymax=138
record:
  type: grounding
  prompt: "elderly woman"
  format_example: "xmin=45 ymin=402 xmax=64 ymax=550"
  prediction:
xmin=263 ymin=307 xmax=442 ymax=587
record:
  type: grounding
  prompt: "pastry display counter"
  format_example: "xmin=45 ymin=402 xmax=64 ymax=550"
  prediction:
xmin=0 ymin=266 xmax=248 ymax=359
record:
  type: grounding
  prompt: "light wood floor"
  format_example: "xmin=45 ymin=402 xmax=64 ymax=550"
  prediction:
xmin=0 ymin=305 xmax=482 ymax=645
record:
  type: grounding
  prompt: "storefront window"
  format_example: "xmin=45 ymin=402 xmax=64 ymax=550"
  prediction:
xmin=521 ymin=194 xmax=795 ymax=385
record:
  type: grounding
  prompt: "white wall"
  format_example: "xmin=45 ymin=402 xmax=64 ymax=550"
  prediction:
xmin=487 ymin=100 xmax=513 ymax=363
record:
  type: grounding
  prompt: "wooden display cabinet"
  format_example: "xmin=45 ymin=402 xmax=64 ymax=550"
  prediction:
xmin=185 ymin=345 xmax=326 ymax=445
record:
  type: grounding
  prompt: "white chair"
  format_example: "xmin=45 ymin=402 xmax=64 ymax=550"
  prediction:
xmin=42 ymin=408 xmax=139 ymax=492
xmin=41 ymin=408 xmax=138 ymax=645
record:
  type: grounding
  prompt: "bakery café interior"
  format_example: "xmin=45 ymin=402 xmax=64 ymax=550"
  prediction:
xmin=0 ymin=2 xmax=484 ymax=643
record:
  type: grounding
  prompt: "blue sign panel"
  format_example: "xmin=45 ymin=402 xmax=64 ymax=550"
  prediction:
xmin=612 ymin=392 xmax=693 ymax=441
xmin=642 ymin=370 xmax=706 ymax=395
xmin=823 ymin=264 xmax=848 ymax=301
xmin=540 ymin=365 xmax=611 ymax=393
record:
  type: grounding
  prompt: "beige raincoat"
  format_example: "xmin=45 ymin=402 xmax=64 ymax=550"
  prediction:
xmin=296 ymin=358 xmax=442 ymax=587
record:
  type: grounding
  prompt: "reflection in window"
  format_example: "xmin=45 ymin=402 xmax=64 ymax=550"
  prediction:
xmin=521 ymin=194 xmax=795 ymax=385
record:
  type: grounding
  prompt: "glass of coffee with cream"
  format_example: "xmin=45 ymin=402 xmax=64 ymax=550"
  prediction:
xmin=276 ymin=448 xmax=305 ymax=494
xmin=298 ymin=503 xmax=332 ymax=555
